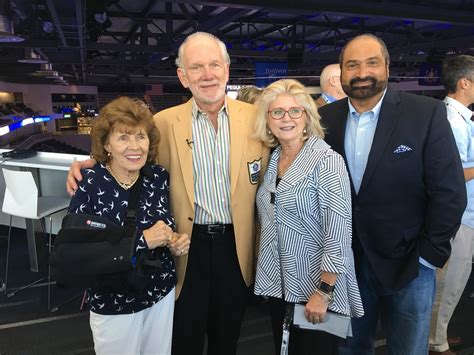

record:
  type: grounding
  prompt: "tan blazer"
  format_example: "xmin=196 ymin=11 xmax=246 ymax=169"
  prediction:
xmin=154 ymin=97 xmax=269 ymax=297
xmin=315 ymin=95 xmax=327 ymax=109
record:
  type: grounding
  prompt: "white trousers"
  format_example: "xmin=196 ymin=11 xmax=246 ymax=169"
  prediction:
xmin=89 ymin=288 xmax=175 ymax=355
xmin=429 ymin=224 xmax=474 ymax=352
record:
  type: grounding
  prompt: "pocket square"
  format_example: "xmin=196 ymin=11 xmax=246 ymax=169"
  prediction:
xmin=393 ymin=145 xmax=412 ymax=154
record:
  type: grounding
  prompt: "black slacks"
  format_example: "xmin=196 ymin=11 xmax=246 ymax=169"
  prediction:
xmin=172 ymin=225 xmax=249 ymax=355
xmin=269 ymin=297 xmax=339 ymax=355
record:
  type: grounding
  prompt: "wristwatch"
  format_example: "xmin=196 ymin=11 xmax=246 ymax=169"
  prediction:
xmin=318 ymin=280 xmax=335 ymax=294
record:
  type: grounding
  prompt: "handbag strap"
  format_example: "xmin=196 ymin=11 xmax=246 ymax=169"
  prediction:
xmin=123 ymin=166 xmax=164 ymax=269
xmin=123 ymin=173 xmax=144 ymax=226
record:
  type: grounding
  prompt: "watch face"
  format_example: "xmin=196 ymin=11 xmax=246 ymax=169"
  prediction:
xmin=319 ymin=281 xmax=335 ymax=293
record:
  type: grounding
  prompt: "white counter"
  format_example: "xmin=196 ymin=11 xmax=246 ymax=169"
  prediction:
xmin=0 ymin=150 xmax=89 ymax=271
xmin=0 ymin=150 xmax=89 ymax=171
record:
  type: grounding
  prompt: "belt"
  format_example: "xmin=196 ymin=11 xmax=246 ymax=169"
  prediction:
xmin=193 ymin=224 xmax=233 ymax=235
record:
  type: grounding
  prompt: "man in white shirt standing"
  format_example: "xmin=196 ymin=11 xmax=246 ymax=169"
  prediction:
xmin=429 ymin=55 xmax=474 ymax=355
xmin=315 ymin=63 xmax=347 ymax=108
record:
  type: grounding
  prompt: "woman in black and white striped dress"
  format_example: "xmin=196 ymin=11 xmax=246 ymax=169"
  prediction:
xmin=253 ymin=79 xmax=364 ymax=354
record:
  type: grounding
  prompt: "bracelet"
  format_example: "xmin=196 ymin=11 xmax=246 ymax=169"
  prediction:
xmin=314 ymin=288 xmax=334 ymax=304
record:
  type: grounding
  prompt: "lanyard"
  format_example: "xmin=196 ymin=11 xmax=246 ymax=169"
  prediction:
xmin=271 ymin=178 xmax=294 ymax=355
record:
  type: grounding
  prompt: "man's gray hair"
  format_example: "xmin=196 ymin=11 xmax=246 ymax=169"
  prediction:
xmin=175 ymin=32 xmax=231 ymax=68
xmin=442 ymin=55 xmax=474 ymax=94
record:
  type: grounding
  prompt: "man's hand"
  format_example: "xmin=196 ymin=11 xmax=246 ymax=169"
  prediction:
xmin=66 ymin=158 xmax=96 ymax=196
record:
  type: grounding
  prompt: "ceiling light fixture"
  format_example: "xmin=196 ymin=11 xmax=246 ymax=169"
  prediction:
xmin=42 ymin=20 xmax=54 ymax=34
xmin=36 ymin=63 xmax=54 ymax=74
xmin=0 ymin=14 xmax=24 ymax=42
xmin=18 ymin=48 xmax=48 ymax=64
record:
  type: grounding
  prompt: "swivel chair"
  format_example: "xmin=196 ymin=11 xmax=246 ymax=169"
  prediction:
xmin=1 ymin=168 xmax=70 ymax=310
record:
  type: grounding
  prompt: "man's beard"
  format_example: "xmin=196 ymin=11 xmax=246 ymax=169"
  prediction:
xmin=342 ymin=76 xmax=388 ymax=99
xmin=191 ymin=82 xmax=226 ymax=105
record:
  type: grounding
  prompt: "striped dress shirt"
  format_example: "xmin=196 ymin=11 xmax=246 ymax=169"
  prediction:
xmin=191 ymin=99 xmax=232 ymax=224
xmin=255 ymin=136 xmax=364 ymax=317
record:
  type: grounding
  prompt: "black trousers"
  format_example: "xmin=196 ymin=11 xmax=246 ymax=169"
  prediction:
xmin=269 ymin=297 xmax=339 ymax=355
xmin=172 ymin=225 xmax=249 ymax=355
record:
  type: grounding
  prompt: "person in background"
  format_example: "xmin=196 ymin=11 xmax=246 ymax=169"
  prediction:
xmin=429 ymin=55 xmax=474 ymax=355
xmin=254 ymin=79 xmax=363 ymax=354
xmin=315 ymin=63 xmax=346 ymax=108
xmin=68 ymin=96 xmax=190 ymax=355
xmin=236 ymin=85 xmax=263 ymax=104
xmin=318 ymin=34 xmax=466 ymax=355
xmin=66 ymin=32 xmax=269 ymax=355
xmin=73 ymin=101 xmax=83 ymax=116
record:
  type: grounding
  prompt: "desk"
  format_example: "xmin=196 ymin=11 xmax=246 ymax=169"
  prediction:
xmin=0 ymin=150 xmax=89 ymax=271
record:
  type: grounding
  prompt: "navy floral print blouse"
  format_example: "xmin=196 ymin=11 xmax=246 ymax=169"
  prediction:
xmin=68 ymin=163 xmax=176 ymax=315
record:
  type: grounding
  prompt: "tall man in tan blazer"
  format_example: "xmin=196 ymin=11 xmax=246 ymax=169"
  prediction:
xmin=67 ymin=31 xmax=268 ymax=355
xmin=155 ymin=32 xmax=268 ymax=355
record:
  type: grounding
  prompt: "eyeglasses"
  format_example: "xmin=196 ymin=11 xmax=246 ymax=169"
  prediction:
xmin=268 ymin=107 xmax=305 ymax=120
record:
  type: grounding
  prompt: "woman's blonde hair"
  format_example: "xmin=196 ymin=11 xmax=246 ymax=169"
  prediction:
xmin=254 ymin=79 xmax=324 ymax=147
xmin=91 ymin=96 xmax=159 ymax=163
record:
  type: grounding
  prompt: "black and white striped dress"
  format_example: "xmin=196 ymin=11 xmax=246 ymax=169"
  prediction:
xmin=254 ymin=136 xmax=364 ymax=317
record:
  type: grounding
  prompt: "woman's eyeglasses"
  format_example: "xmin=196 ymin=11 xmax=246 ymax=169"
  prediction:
xmin=268 ymin=107 xmax=305 ymax=120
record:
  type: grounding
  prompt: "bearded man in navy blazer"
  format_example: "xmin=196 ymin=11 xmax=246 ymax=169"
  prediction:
xmin=319 ymin=34 xmax=467 ymax=355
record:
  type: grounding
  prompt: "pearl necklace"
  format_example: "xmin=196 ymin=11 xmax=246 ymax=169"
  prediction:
xmin=106 ymin=164 xmax=140 ymax=190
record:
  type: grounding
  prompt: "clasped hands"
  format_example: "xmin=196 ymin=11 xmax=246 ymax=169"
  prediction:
xmin=143 ymin=220 xmax=190 ymax=257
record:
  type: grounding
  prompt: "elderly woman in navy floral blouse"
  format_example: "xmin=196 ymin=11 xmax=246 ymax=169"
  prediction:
xmin=69 ymin=96 xmax=190 ymax=355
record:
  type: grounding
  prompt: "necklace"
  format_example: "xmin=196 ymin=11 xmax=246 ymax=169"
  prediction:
xmin=106 ymin=164 xmax=140 ymax=190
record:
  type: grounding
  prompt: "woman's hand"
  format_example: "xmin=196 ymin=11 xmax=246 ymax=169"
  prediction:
xmin=66 ymin=158 xmax=96 ymax=196
xmin=168 ymin=232 xmax=190 ymax=257
xmin=143 ymin=220 xmax=174 ymax=250
xmin=304 ymin=291 xmax=329 ymax=324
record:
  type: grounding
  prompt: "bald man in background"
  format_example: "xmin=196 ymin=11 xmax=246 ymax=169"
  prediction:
xmin=316 ymin=63 xmax=347 ymax=107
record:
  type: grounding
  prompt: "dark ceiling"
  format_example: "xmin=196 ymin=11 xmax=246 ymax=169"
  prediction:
xmin=1 ymin=0 xmax=474 ymax=89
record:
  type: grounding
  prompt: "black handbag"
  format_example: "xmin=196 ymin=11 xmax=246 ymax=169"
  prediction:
xmin=50 ymin=213 xmax=136 ymax=289
xmin=50 ymin=172 xmax=163 ymax=293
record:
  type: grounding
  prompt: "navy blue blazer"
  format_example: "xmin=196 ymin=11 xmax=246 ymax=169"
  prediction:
xmin=319 ymin=87 xmax=467 ymax=289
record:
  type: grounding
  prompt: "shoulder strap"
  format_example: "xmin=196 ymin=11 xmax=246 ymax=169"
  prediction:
xmin=124 ymin=174 xmax=144 ymax=226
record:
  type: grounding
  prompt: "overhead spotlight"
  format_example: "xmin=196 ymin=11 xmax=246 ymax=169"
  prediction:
xmin=94 ymin=12 xmax=108 ymax=24
xmin=45 ymin=71 xmax=59 ymax=79
xmin=36 ymin=63 xmax=53 ymax=74
xmin=0 ymin=14 xmax=23 ymax=42
xmin=18 ymin=48 xmax=48 ymax=64
xmin=42 ymin=20 xmax=54 ymax=34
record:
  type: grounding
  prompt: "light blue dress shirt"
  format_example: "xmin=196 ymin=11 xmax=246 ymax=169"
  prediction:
xmin=321 ymin=92 xmax=337 ymax=104
xmin=344 ymin=90 xmax=386 ymax=194
xmin=445 ymin=96 xmax=474 ymax=228
xmin=344 ymin=89 xmax=435 ymax=269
